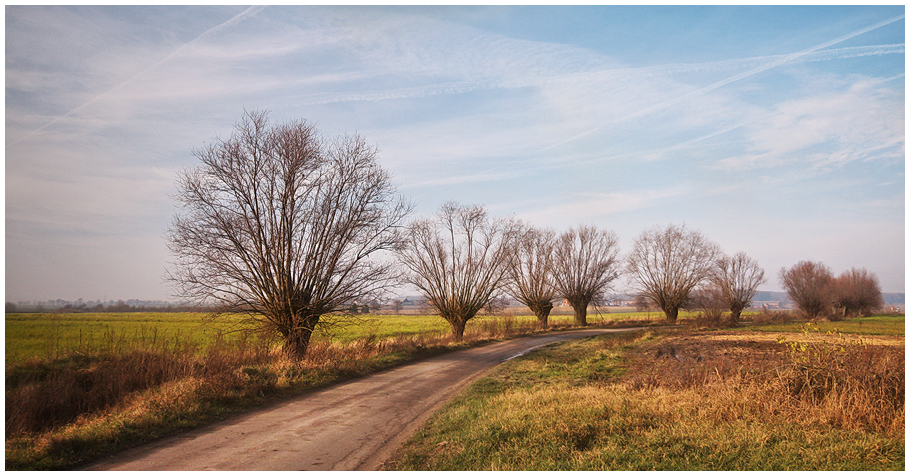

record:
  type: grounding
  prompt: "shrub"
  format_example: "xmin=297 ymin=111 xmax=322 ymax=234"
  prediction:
xmin=779 ymin=261 xmax=834 ymax=319
xmin=750 ymin=309 xmax=794 ymax=324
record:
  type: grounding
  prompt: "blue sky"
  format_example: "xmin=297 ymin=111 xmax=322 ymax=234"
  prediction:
xmin=5 ymin=5 xmax=905 ymax=302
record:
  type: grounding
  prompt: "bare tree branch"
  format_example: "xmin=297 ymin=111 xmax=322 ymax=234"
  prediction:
xmin=552 ymin=225 xmax=621 ymax=326
xmin=778 ymin=261 xmax=833 ymax=320
xmin=397 ymin=202 xmax=516 ymax=339
xmin=626 ymin=224 xmax=720 ymax=323
xmin=166 ymin=110 xmax=412 ymax=358
xmin=709 ymin=251 xmax=766 ymax=324
xmin=832 ymin=267 xmax=883 ymax=318
xmin=503 ymin=224 xmax=558 ymax=328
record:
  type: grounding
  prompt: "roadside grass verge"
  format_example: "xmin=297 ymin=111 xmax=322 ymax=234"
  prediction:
xmin=5 ymin=312 xmax=658 ymax=470
xmin=387 ymin=326 xmax=904 ymax=471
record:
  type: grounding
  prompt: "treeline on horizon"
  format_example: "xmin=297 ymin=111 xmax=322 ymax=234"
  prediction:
xmin=5 ymin=300 xmax=212 ymax=314
xmin=6 ymin=291 xmax=904 ymax=315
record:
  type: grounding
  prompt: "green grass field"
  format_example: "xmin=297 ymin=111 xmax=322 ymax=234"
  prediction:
xmin=4 ymin=310 xmax=668 ymax=365
xmin=7 ymin=310 xmax=898 ymax=365
xmin=5 ymin=313 xmax=242 ymax=364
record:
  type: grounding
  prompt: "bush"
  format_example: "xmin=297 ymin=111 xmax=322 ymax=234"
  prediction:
xmin=750 ymin=309 xmax=794 ymax=324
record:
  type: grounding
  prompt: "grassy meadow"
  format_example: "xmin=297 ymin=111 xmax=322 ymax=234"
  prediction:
xmin=5 ymin=310 xmax=903 ymax=470
xmin=388 ymin=318 xmax=905 ymax=471
xmin=5 ymin=309 xmax=659 ymax=470
xmin=5 ymin=310 xmax=669 ymax=365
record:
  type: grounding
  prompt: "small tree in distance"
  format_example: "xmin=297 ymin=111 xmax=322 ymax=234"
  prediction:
xmin=397 ymin=202 xmax=516 ymax=340
xmin=626 ymin=224 xmax=720 ymax=323
xmin=552 ymin=225 xmax=622 ymax=327
xmin=832 ymin=268 xmax=884 ymax=318
xmin=711 ymin=252 xmax=766 ymax=325
xmin=167 ymin=110 xmax=412 ymax=359
xmin=504 ymin=225 xmax=558 ymax=328
xmin=779 ymin=261 xmax=833 ymax=320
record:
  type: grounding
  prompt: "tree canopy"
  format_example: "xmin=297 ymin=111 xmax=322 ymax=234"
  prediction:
xmin=167 ymin=110 xmax=411 ymax=357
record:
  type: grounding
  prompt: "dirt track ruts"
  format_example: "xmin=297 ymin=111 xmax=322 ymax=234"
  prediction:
xmin=85 ymin=327 xmax=641 ymax=471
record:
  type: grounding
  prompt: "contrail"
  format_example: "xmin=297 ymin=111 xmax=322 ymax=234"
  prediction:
xmin=8 ymin=6 xmax=267 ymax=147
xmin=542 ymin=14 xmax=905 ymax=152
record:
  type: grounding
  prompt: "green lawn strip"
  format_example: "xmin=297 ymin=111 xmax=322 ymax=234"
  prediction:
xmin=742 ymin=314 xmax=905 ymax=336
xmin=388 ymin=330 xmax=904 ymax=471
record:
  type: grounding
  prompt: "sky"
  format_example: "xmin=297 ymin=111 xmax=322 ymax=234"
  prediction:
xmin=5 ymin=5 xmax=905 ymax=302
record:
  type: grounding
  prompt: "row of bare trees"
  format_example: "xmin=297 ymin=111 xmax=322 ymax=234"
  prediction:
xmin=167 ymin=112 xmax=880 ymax=358
xmin=397 ymin=209 xmax=625 ymax=337
xmin=397 ymin=203 xmax=770 ymax=338
xmin=779 ymin=261 xmax=883 ymax=319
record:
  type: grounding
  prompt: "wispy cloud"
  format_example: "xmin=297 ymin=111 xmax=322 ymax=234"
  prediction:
xmin=4 ymin=6 xmax=904 ymax=300
xmin=713 ymin=77 xmax=904 ymax=171
xmin=540 ymin=16 xmax=904 ymax=152
xmin=7 ymin=6 xmax=267 ymax=147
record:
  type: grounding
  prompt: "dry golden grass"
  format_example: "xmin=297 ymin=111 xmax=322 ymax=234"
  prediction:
xmin=390 ymin=327 xmax=904 ymax=470
xmin=623 ymin=329 xmax=904 ymax=437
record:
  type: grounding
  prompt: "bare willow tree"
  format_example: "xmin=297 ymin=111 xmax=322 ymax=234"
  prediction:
xmin=779 ymin=261 xmax=833 ymax=320
xmin=710 ymin=252 xmax=766 ymax=325
xmin=504 ymin=225 xmax=558 ymax=328
xmin=626 ymin=224 xmax=720 ymax=323
xmin=832 ymin=267 xmax=883 ymax=318
xmin=552 ymin=225 xmax=622 ymax=327
xmin=397 ymin=202 xmax=515 ymax=340
xmin=167 ymin=110 xmax=412 ymax=358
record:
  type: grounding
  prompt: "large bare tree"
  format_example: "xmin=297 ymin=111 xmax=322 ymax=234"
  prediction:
xmin=397 ymin=202 xmax=515 ymax=340
xmin=779 ymin=261 xmax=833 ymax=320
xmin=626 ymin=224 xmax=720 ymax=323
xmin=552 ymin=225 xmax=622 ymax=327
xmin=832 ymin=267 xmax=883 ymax=318
xmin=504 ymin=225 xmax=558 ymax=328
xmin=167 ymin=110 xmax=412 ymax=358
xmin=710 ymin=252 xmax=766 ymax=325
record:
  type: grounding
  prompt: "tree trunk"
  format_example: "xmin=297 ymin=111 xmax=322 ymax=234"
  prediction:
xmin=664 ymin=306 xmax=679 ymax=323
xmin=529 ymin=301 xmax=553 ymax=329
xmin=449 ymin=318 xmax=468 ymax=341
xmin=568 ymin=298 xmax=589 ymax=326
xmin=730 ymin=306 xmax=743 ymax=326
xmin=282 ymin=313 xmax=319 ymax=359
xmin=283 ymin=325 xmax=315 ymax=359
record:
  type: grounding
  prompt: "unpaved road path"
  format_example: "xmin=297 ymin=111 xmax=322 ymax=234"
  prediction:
xmin=86 ymin=327 xmax=639 ymax=471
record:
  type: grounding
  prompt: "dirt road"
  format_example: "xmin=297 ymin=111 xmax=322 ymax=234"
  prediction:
xmin=85 ymin=327 xmax=639 ymax=471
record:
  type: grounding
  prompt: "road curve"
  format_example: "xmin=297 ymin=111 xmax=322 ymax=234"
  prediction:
xmin=85 ymin=327 xmax=639 ymax=471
